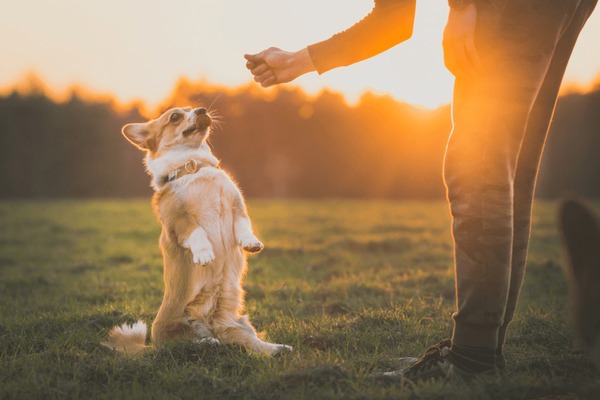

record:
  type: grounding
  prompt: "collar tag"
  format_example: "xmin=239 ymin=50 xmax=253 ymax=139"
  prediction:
xmin=184 ymin=159 xmax=199 ymax=173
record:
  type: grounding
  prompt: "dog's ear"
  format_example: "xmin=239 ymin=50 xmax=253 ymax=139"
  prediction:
xmin=122 ymin=123 xmax=157 ymax=152
xmin=560 ymin=199 xmax=600 ymax=283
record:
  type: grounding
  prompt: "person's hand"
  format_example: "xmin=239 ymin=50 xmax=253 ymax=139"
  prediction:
xmin=244 ymin=47 xmax=315 ymax=88
xmin=443 ymin=3 xmax=481 ymax=77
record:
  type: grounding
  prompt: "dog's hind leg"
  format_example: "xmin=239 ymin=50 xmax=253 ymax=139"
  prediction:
xmin=152 ymin=290 xmax=196 ymax=345
xmin=151 ymin=319 xmax=195 ymax=345
xmin=152 ymin=302 xmax=196 ymax=346
xmin=238 ymin=315 xmax=292 ymax=355
xmin=213 ymin=315 xmax=292 ymax=356
xmin=189 ymin=320 xmax=220 ymax=345
xmin=151 ymin=229 xmax=198 ymax=346
xmin=185 ymin=284 xmax=221 ymax=343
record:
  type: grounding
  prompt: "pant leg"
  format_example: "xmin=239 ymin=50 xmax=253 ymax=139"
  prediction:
xmin=498 ymin=0 xmax=598 ymax=349
xmin=444 ymin=0 xmax=586 ymax=349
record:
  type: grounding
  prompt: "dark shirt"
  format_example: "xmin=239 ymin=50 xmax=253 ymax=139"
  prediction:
xmin=307 ymin=0 xmax=417 ymax=74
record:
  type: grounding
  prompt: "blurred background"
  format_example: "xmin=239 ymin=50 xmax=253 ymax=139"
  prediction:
xmin=1 ymin=1 xmax=599 ymax=199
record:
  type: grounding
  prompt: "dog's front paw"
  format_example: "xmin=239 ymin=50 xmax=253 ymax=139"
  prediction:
xmin=192 ymin=248 xmax=215 ymax=266
xmin=184 ymin=228 xmax=215 ymax=266
xmin=239 ymin=236 xmax=264 ymax=253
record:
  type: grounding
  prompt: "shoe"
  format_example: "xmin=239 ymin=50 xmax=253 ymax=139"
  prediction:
xmin=402 ymin=338 xmax=460 ymax=383
xmin=369 ymin=357 xmax=419 ymax=381
xmin=402 ymin=339 xmax=504 ymax=383
xmin=401 ymin=338 xmax=498 ymax=385
xmin=370 ymin=339 xmax=453 ymax=383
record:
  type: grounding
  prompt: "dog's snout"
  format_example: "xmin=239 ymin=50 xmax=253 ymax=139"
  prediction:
xmin=194 ymin=108 xmax=208 ymax=116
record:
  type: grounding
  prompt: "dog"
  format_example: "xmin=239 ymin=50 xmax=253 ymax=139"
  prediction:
xmin=102 ymin=106 xmax=292 ymax=356
xmin=559 ymin=199 xmax=600 ymax=367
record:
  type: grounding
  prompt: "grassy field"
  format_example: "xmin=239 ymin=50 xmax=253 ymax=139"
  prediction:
xmin=0 ymin=199 xmax=599 ymax=399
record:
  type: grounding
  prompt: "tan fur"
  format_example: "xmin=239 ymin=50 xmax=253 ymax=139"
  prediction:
xmin=104 ymin=107 xmax=292 ymax=356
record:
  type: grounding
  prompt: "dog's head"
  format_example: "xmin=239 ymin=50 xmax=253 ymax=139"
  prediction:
xmin=122 ymin=107 xmax=212 ymax=158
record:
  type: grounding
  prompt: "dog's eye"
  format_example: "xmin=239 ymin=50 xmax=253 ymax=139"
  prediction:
xmin=170 ymin=113 xmax=182 ymax=123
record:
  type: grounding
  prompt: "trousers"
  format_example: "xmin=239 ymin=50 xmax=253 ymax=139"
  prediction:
xmin=444 ymin=0 xmax=597 ymax=349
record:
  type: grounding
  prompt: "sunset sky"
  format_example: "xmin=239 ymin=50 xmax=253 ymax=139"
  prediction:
xmin=2 ymin=0 xmax=599 ymax=109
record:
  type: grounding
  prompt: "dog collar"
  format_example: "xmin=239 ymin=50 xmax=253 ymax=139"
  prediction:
xmin=163 ymin=159 xmax=213 ymax=185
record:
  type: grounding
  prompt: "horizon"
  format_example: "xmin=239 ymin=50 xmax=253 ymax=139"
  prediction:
xmin=3 ymin=71 xmax=599 ymax=119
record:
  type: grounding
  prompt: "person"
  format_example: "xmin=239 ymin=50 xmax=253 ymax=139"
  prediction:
xmin=245 ymin=0 xmax=597 ymax=383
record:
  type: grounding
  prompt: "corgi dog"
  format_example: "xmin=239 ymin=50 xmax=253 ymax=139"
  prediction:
xmin=103 ymin=106 xmax=292 ymax=356
xmin=559 ymin=199 xmax=600 ymax=367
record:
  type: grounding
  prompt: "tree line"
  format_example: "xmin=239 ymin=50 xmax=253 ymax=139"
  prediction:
xmin=0 ymin=79 xmax=598 ymax=199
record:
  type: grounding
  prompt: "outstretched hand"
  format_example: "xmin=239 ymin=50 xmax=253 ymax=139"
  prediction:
xmin=244 ymin=47 xmax=315 ymax=88
xmin=443 ymin=3 xmax=481 ymax=77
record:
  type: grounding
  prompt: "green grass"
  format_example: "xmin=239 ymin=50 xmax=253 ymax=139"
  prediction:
xmin=0 ymin=199 xmax=599 ymax=399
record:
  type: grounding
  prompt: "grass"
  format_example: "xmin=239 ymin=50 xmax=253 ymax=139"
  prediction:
xmin=0 ymin=199 xmax=599 ymax=399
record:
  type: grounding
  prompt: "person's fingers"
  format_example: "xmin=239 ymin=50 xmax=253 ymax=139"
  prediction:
xmin=245 ymin=48 xmax=285 ymax=87
xmin=254 ymin=70 xmax=275 ymax=84
xmin=261 ymin=76 xmax=277 ymax=88
xmin=251 ymin=63 xmax=270 ymax=76
xmin=244 ymin=53 xmax=265 ymax=64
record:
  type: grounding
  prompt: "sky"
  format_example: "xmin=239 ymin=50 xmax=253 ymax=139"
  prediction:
xmin=1 ymin=0 xmax=600 ymax=109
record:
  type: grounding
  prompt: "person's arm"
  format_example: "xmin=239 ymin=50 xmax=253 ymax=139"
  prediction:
xmin=307 ymin=0 xmax=417 ymax=75
xmin=245 ymin=0 xmax=416 ymax=87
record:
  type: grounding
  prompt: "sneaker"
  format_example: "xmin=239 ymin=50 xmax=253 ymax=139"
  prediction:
xmin=370 ymin=339 xmax=453 ymax=383
xmin=371 ymin=338 xmax=502 ymax=384
xmin=401 ymin=339 xmax=498 ymax=384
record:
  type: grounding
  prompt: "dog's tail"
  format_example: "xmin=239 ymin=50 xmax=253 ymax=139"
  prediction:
xmin=101 ymin=320 xmax=149 ymax=355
